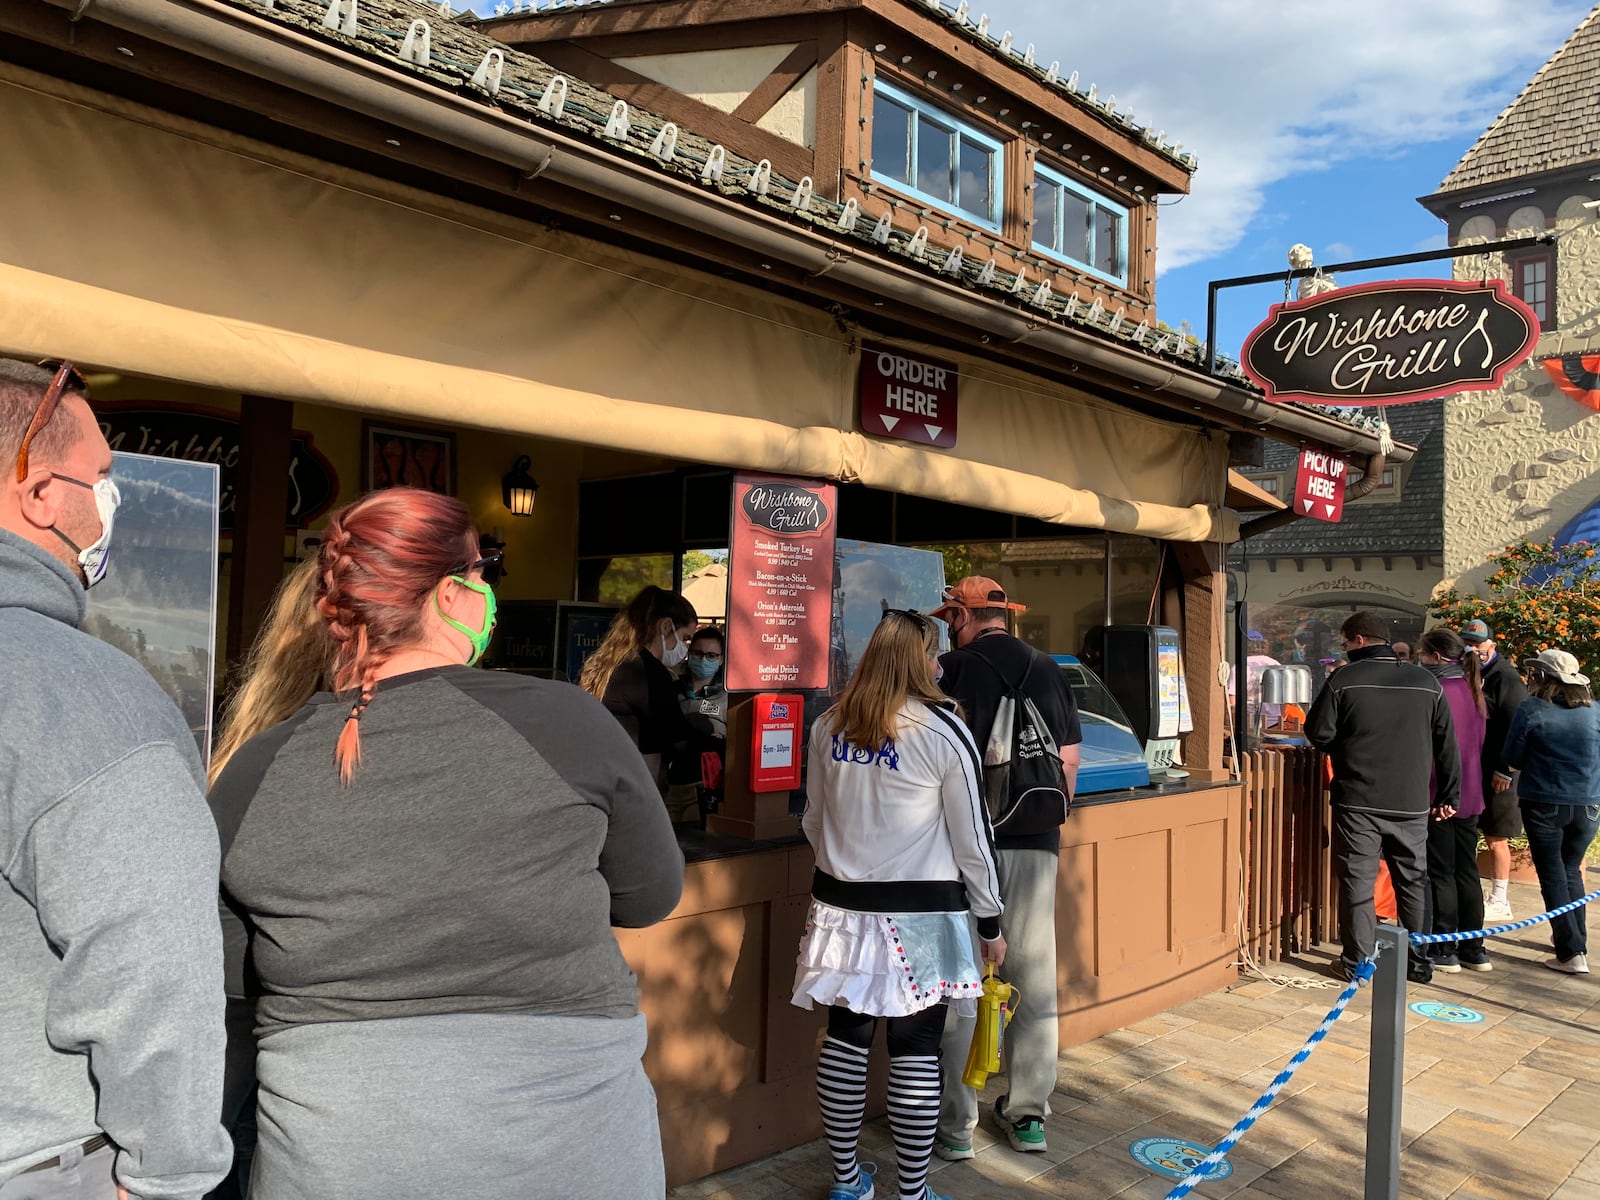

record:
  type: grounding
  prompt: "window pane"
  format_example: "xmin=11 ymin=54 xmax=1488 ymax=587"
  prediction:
xmin=957 ymin=137 xmax=992 ymax=220
xmin=872 ymin=96 xmax=912 ymax=185
xmin=1062 ymin=191 xmax=1091 ymax=264
xmin=1032 ymin=175 xmax=1059 ymax=250
xmin=1094 ymin=206 xmax=1121 ymax=277
xmin=917 ymin=117 xmax=954 ymax=201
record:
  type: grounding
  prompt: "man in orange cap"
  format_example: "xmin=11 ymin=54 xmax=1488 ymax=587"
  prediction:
xmin=930 ymin=577 xmax=1081 ymax=1160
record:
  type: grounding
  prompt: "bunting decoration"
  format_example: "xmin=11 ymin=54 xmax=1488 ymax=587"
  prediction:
xmin=1545 ymin=353 xmax=1600 ymax=413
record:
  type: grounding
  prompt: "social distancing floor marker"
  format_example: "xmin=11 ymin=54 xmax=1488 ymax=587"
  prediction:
xmin=1131 ymin=1137 xmax=1235 ymax=1182
xmin=1408 ymin=1000 xmax=1485 ymax=1024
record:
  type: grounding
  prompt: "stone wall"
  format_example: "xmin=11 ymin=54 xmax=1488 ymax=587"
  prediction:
xmin=1442 ymin=193 xmax=1600 ymax=593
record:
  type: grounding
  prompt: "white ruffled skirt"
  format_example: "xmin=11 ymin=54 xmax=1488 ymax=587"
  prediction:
xmin=791 ymin=899 xmax=983 ymax=1018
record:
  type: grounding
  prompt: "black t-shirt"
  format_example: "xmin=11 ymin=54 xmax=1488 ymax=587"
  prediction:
xmin=939 ymin=631 xmax=1083 ymax=853
xmin=602 ymin=650 xmax=692 ymax=756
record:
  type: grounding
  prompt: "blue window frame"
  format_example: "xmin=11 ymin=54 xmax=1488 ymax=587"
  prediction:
xmin=870 ymin=77 xmax=1003 ymax=231
xmin=1031 ymin=161 xmax=1129 ymax=286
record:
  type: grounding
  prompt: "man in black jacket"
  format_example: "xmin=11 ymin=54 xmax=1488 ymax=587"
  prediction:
xmin=1460 ymin=619 xmax=1529 ymax=922
xmin=1307 ymin=612 xmax=1461 ymax=983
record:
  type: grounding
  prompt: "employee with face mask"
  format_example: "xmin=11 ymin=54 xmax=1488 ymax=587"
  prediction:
xmin=208 ymin=488 xmax=684 ymax=1200
xmin=580 ymin=585 xmax=699 ymax=792
xmin=669 ymin=626 xmax=729 ymax=826
xmin=0 ymin=359 xmax=232 ymax=1199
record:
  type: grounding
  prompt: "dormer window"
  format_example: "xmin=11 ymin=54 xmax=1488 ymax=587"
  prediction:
xmin=870 ymin=78 xmax=1003 ymax=229
xmin=1031 ymin=162 xmax=1128 ymax=285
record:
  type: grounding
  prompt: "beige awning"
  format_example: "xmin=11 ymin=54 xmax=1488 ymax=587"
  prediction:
xmin=0 ymin=64 xmax=1237 ymax=543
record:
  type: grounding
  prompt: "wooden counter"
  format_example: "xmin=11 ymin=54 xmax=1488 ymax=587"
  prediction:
xmin=621 ymin=781 xmax=1244 ymax=1186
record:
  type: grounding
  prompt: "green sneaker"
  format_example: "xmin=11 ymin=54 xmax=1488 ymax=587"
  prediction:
xmin=995 ymin=1096 xmax=1047 ymax=1153
xmin=932 ymin=1137 xmax=973 ymax=1162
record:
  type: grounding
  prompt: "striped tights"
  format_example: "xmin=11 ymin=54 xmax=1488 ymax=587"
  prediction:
xmin=819 ymin=1004 xmax=946 ymax=1200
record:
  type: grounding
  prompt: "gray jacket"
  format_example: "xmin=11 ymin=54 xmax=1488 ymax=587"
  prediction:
xmin=0 ymin=530 xmax=230 ymax=1197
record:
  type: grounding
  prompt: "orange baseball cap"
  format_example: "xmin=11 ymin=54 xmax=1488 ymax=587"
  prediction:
xmin=931 ymin=576 xmax=1026 ymax=621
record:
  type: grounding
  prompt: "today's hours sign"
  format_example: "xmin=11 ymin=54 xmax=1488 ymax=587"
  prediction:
xmin=858 ymin=342 xmax=959 ymax=449
xmin=1293 ymin=447 xmax=1348 ymax=523
xmin=1240 ymin=278 xmax=1540 ymax=406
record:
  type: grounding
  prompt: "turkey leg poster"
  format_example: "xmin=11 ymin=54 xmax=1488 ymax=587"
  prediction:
xmin=726 ymin=474 xmax=837 ymax=693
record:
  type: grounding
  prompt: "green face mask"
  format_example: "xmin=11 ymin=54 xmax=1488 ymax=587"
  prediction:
xmin=434 ymin=575 xmax=498 ymax=666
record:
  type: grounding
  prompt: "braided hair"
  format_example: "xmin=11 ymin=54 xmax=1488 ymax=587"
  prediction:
xmin=315 ymin=488 xmax=477 ymax=785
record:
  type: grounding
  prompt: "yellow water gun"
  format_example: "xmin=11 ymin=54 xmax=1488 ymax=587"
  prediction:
xmin=962 ymin=962 xmax=1020 ymax=1090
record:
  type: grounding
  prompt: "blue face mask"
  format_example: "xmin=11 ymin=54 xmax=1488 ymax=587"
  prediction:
xmin=687 ymin=653 xmax=721 ymax=682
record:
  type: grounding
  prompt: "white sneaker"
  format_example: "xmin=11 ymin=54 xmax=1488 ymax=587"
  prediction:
xmin=1546 ymin=953 xmax=1590 ymax=975
xmin=1483 ymin=898 xmax=1514 ymax=924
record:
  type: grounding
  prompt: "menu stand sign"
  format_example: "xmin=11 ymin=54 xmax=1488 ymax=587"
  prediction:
xmin=726 ymin=474 xmax=837 ymax=693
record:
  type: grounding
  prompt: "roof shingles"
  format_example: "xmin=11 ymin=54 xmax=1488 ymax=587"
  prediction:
xmin=1236 ymin=399 xmax=1444 ymax=556
xmin=1437 ymin=5 xmax=1600 ymax=194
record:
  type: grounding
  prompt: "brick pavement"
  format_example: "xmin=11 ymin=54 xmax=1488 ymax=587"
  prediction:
xmin=669 ymin=883 xmax=1600 ymax=1199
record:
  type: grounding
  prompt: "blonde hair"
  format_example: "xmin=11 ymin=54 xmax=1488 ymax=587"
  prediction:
xmin=827 ymin=611 xmax=947 ymax=750
xmin=209 ymin=558 xmax=332 ymax=785
xmin=579 ymin=585 xmax=696 ymax=701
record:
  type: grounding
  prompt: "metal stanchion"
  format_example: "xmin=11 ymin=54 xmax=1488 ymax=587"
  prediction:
xmin=1363 ymin=926 xmax=1407 ymax=1200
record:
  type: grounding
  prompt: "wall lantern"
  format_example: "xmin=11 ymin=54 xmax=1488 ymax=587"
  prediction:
xmin=501 ymin=454 xmax=539 ymax=516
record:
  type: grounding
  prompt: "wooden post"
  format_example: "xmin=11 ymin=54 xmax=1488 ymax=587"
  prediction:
xmin=226 ymin=396 xmax=293 ymax=666
xmin=1174 ymin=542 xmax=1228 ymax=780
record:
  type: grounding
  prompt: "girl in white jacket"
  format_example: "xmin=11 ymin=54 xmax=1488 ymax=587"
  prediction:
xmin=793 ymin=608 xmax=1005 ymax=1200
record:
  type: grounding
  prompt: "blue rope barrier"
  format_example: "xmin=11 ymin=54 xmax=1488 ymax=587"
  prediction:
xmin=1408 ymin=888 xmax=1600 ymax=945
xmin=1161 ymin=959 xmax=1377 ymax=1199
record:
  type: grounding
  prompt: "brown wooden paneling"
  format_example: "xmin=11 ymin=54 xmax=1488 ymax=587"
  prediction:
xmin=485 ymin=1 xmax=852 ymax=46
xmin=531 ymin=40 xmax=815 ymax=183
xmin=812 ymin=16 xmax=851 ymax=201
xmin=1174 ymin=818 xmax=1229 ymax=946
xmin=731 ymin=41 xmax=820 ymax=123
xmin=226 ymin=396 xmax=291 ymax=663
xmin=1099 ymin=829 xmax=1171 ymax=967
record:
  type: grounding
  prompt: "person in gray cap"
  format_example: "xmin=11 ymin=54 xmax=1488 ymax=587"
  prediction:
xmin=1460 ymin=619 xmax=1529 ymax=922
xmin=1502 ymin=648 xmax=1600 ymax=974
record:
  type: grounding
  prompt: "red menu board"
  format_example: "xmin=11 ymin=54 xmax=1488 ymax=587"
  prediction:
xmin=726 ymin=474 xmax=837 ymax=692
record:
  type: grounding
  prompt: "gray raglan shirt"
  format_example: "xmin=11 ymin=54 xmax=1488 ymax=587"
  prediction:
xmin=0 ymin=531 xmax=230 ymax=1197
xmin=208 ymin=665 xmax=685 ymax=1036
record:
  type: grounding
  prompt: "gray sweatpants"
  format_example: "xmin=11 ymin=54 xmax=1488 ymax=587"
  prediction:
xmin=938 ymin=848 xmax=1060 ymax=1143
xmin=251 ymin=1011 xmax=663 ymax=1200
xmin=0 ymin=1144 xmax=117 ymax=1200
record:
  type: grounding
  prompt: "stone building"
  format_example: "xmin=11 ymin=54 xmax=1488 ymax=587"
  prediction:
xmin=1419 ymin=5 xmax=1600 ymax=595
xmin=1231 ymin=4 xmax=1599 ymax=650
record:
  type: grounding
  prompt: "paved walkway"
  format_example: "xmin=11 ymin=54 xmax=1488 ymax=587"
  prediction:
xmin=669 ymin=883 xmax=1600 ymax=1199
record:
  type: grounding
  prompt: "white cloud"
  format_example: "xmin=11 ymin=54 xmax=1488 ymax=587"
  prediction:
xmin=980 ymin=0 xmax=1592 ymax=271
xmin=1321 ymin=242 xmax=1356 ymax=263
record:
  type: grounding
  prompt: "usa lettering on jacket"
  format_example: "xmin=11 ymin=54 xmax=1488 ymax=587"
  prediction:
xmin=831 ymin=733 xmax=900 ymax=771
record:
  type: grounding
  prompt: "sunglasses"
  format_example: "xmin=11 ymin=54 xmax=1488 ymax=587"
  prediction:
xmin=15 ymin=360 xmax=87 ymax=483
xmin=880 ymin=607 xmax=932 ymax=635
xmin=450 ymin=549 xmax=505 ymax=588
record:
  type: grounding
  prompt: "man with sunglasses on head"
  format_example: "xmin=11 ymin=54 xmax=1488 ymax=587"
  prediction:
xmin=929 ymin=577 xmax=1081 ymax=1162
xmin=0 ymin=359 xmax=230 ymax=1200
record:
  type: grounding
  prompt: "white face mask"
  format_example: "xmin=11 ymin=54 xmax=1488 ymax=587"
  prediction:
xmin=660 ymin=628 xmax=689 ymax=669
xmin=51 ymin=475 xmax=120 ymax=589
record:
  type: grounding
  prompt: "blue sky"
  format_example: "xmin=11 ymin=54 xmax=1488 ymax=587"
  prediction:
xmin=473 ymin=1 xmax=1593 ymax=360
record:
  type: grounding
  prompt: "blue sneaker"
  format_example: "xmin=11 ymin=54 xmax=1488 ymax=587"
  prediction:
xmin=827 ymin=1162 xmax=877 ymax=1200
xmin=909 ymin=1187 xmax=952 ymax=1200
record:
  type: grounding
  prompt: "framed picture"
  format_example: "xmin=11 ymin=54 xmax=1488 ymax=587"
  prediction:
xmin=362 ymin=421 xmax=456 ymax=496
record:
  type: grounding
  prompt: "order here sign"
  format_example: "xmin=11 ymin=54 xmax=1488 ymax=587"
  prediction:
xmin=1293 ymin=447 xmax=1348 ymax=523
xmin=858 ymin=342 xmax=959 ymax=449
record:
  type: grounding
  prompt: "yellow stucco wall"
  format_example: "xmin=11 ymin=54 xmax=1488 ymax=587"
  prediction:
xmin=1443 ymin=193 xmax=1600 ymax=594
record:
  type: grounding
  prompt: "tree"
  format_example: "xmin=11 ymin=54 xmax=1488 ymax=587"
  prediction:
xmin=1428 ymin=538 xmax=1600 ymax=678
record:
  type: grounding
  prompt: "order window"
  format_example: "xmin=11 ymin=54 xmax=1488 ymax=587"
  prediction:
xmin=870 ymin=77 xmax=1003 ymax=230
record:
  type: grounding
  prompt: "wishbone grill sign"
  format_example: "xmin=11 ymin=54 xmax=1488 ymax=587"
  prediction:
xmin=1240 ymin=278 xmax=1541 ymax=406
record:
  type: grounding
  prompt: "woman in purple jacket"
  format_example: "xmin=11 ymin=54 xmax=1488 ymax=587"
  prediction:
xmin=1419 ymin=628 xmax=1490 ymax=971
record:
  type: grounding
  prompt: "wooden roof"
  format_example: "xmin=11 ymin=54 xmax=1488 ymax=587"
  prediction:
xmin=1437 ymin=5 xmax=1600 ymax=194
